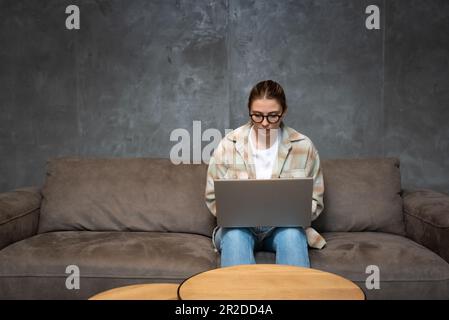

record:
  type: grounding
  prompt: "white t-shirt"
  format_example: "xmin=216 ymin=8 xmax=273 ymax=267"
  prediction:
xmin=249 ymin=126 xmax=281 ymax=179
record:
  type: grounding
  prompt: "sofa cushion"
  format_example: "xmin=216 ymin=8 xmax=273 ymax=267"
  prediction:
xmin=39 ymin=157 xmax=215 ymax=236
xmin=0 ymin=231 xmax=217 ymax=299
xmin=222 ymin=231 xmax=449 ymax=299
xmin=312 ymin=158 xmax=405 ymax=235
xmin=309 ymin=232 xmax=449 ymax=299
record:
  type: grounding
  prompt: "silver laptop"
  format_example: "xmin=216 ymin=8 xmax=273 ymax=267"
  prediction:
xmin=214 ymin=178 xmax=313 ymax=228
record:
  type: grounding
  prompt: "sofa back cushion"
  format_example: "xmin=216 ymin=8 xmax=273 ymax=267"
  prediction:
xmin=39 ymin=157 xmax=215 ymax=237
xmin=312 ymin=158 xmax=405 ymax=235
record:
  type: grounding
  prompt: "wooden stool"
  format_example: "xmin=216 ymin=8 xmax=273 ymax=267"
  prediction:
xmin=178 ymin=264 xmax=365 ymax=300
xmin=89 ymin=283 xmax=179 ymax=300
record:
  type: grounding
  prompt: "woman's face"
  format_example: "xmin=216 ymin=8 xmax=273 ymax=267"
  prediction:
xmin=250 ymin=98 xmax=285 ymax=130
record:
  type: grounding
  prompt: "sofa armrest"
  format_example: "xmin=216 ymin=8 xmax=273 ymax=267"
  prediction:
xmin=0 ymin=186 xmax=42 ymax=250
xmin=403 ymin=189 xmax=449 ymax=263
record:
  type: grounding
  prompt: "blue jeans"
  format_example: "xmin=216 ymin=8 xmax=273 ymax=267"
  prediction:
xmin=214 ymin=226 xmax=310 ymax=268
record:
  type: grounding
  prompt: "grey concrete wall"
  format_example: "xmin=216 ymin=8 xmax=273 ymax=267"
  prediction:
xmin=384 ymin=0 xmax=449 ymax=192
xmin=0 ymin=0 xmax=448 ymax=193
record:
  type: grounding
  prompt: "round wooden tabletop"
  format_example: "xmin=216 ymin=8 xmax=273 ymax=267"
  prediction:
xmin=89 ymin=283 xmax=179 ymax=300
xmin=178 ymin=264 xmax=365 ymax=300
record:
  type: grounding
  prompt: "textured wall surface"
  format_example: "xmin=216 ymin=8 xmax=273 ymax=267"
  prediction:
xmin=384 ymin=0 xmax=449 ymax=192
xmin=0 ymin=0 xmax=448 ymax=193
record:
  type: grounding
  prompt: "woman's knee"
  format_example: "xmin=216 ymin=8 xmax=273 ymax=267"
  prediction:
xmin=274 ymin=227 xmax=307 ymax=242
xmin=221 ymin=228 xmax=254 ymax=245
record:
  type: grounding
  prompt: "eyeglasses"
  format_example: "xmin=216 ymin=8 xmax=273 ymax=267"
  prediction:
xmin=249 ymin=112 xmax=283 ymax=124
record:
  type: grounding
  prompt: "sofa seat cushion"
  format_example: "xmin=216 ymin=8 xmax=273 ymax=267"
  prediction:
xmin=309 ymin=232 xmax=449 ymax=299
xmin=0 ymin=231 xmax=217 ymax=299
xmin=249 ymin=232 xmax=449 ymax=299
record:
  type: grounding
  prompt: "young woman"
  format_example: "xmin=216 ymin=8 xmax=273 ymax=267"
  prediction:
xmin=205 ymin=80 xmax=326 ymax=267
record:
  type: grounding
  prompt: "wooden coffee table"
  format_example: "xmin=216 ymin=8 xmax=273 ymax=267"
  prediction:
xmin=178 ymin=264 xmax=365 ymax=300
xmin=89 ymin=283 xmax=179 ymax=300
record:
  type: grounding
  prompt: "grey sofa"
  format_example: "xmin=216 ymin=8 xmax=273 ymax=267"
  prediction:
xmin=0 ymin=157 xmax=448 ymax=299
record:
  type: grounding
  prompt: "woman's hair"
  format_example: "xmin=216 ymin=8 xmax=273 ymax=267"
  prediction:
xmin=247 ymin=80 xmax=288 ymax=112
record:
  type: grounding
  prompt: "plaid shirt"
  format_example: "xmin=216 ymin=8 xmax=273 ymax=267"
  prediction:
xmin=205 ymin=121 xmax=326 ymax=249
